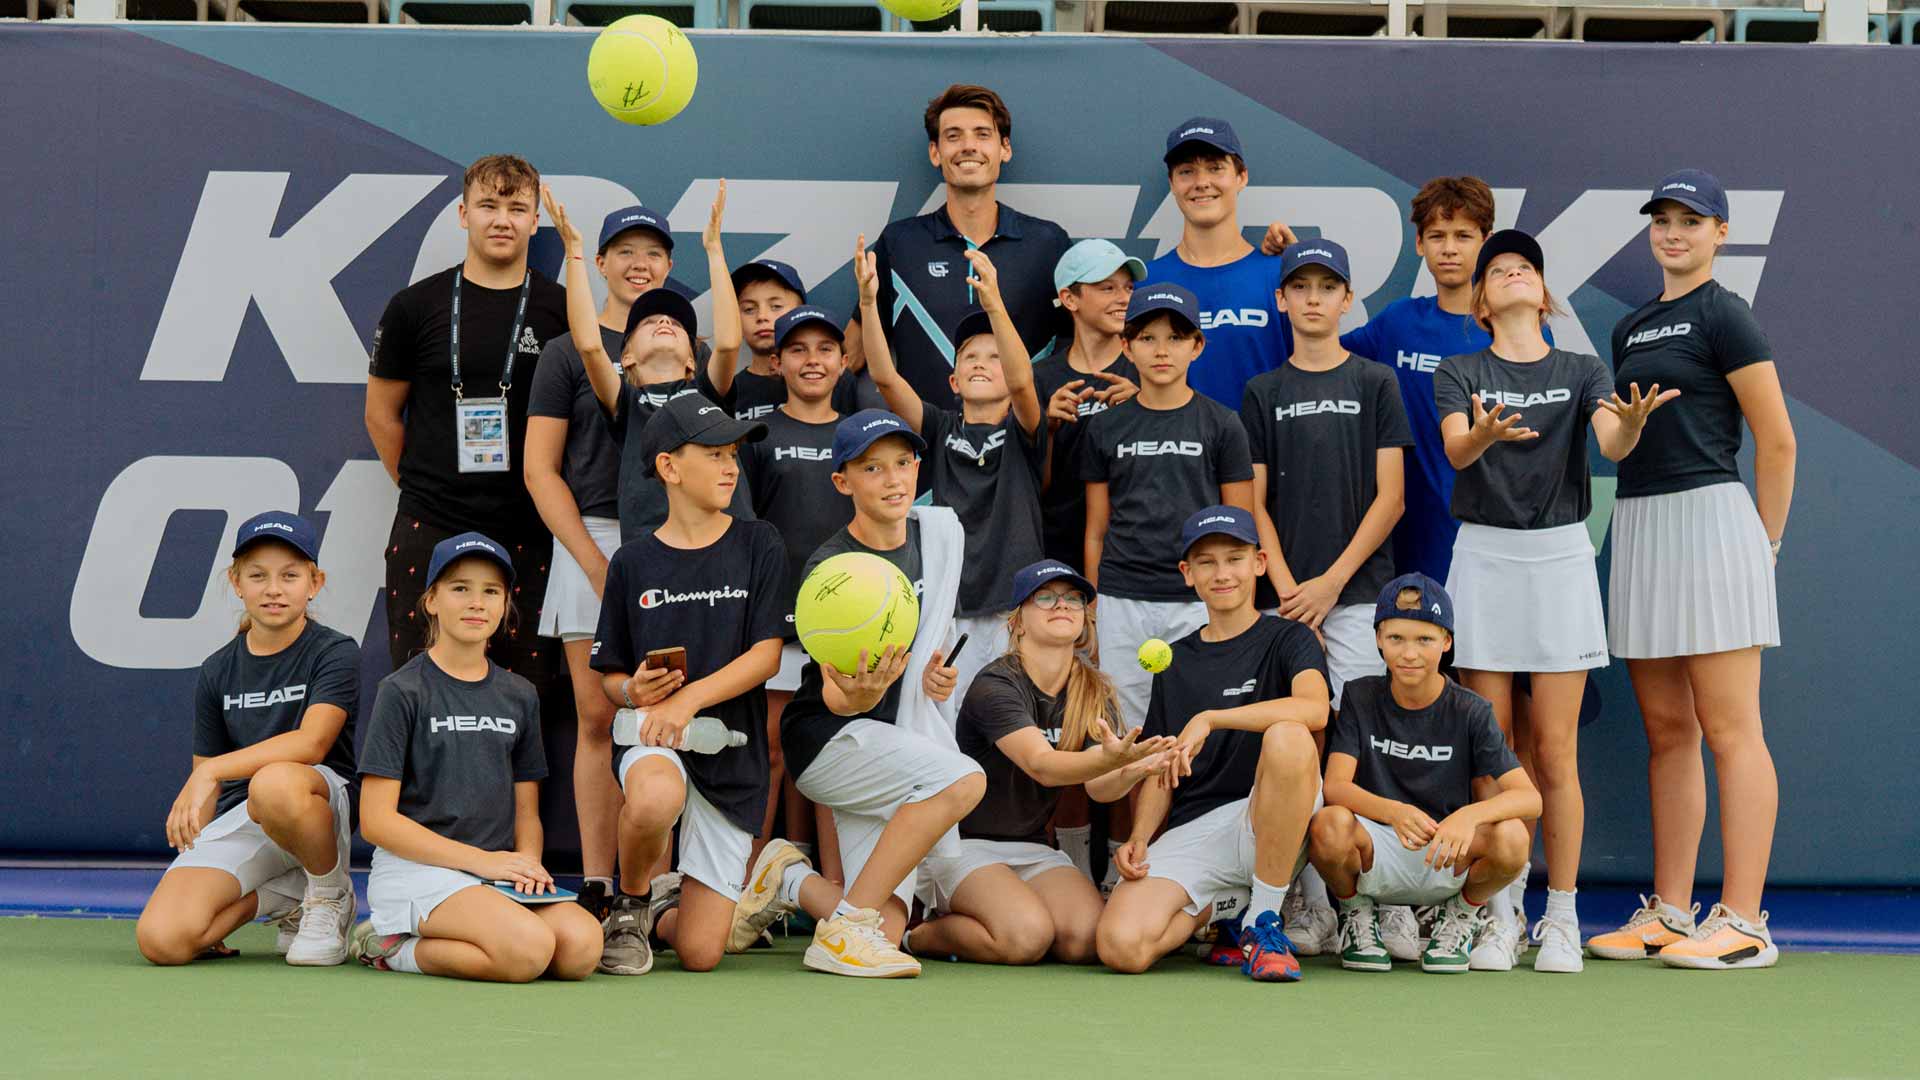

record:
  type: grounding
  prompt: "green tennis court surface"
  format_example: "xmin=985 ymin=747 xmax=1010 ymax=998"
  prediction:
xmin=7 ymin=916 xmax=1914 ymax=1079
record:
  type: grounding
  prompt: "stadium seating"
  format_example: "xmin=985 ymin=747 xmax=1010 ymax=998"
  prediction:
xmin=1244 ymin=2 xmax=1391 ymax=37
xmin=1573 ymin=4 xmax=1724 ymax=39
xmin=1729 ymin=4 xmax=1886 ymax=39
xmin=741 ymin=0 xmax=894 ymax=29
xmin=389 ymin=0 xmax=527 ymax=21
xmin=1089 ymin=0 xmax=1245 ymax=33
xmin=1417 ymin=2 xmax=1564 ymax=37
xmin=554 ymin=0 xmax=722 ymax=25
xmin=910 ymin=0 xmax=1055 ymax=31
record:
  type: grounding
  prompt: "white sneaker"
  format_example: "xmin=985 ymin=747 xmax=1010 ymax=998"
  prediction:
xmin=285 ymin=886 xmax=355 ymax=966
xmin=1533 ymin=912 xmax=1584 ymax=973
xmin=1512 ymin=866 xmax=1532 ymax=954
xmin=1380 ymin=905 xmax=1421 ymax=962
xmin=805 ymin=908 xmax=920 ymax=978
xmin=1467 ymin=912 xmax=1517 ymax=971
xmin=256 ymin=870 xmax=305 ymax=955
xmin=1284 ymin=891 xmax=1338 ymax=957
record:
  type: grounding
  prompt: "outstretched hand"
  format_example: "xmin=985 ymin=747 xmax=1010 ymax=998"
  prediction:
xmin=541 ymin=186 xmax=582 ymax=256
xmin=702 ymin=178 xmax=728 ymax=254
xmin=1470 ymin=394 xmax=1539 ymax=446
xmin=1596 ymin=381 xmax=1681 ymax=431
xmin=853 ymin=234 xmax=880 ymax=309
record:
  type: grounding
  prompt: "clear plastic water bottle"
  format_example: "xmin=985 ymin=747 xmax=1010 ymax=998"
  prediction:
xmin=612 ymin=709 xmax=748 ymax=753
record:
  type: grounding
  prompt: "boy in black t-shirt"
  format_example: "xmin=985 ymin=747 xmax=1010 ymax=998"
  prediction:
xmin=588 ymin=394 xmax=787 ymax=976
xmin=1308 ymin=574 xmax=1539 ymax=974
xmin=1082 ymin=285 xmax=1255 ymax=735
xmin=1091 ymin=507 xmax=1328 ymax=982
xmin=730 ymin=259 xmax=874 ymax=421
xmin=857 ymin=237 xmax=1046 ymax=705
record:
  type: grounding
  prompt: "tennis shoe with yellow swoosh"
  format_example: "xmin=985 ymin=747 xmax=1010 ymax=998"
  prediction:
xmin=805 ymin=908 xmax=920 ymax=978
xmin=728 ymin=839 xmax=810 ymax=953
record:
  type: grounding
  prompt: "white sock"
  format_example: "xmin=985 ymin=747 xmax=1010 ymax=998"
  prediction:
xmin=1485 ymin=881 xmax=1515 ymax=926
xmin=1056 ymin=825 xmax=1092 ymax=879
xmin=780 ymin=862 xmax=817 ymax=907
xmin=1100 ymin=839 xmax=1123 ymax=891
xmin=1249 ymin=875 xmax=1289 ymax=924
xmin=1545 ymin=887 xmax=1577 ymax=923
xmin=306 ymin=862 xmax=349 ymax=896
xmin=1294 ymin=862 xmax=1331 ymax=910
xmin=832 ymin=899 xmax=859 ymax=919
xmin=388 ymin=936 xmax=422 ymax=975
xmin=1510 ymin=861 xmax=1532 ymax=911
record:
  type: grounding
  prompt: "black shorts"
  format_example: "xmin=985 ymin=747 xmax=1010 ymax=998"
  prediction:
xmin=383 ymin=512 xmax=562 ymax=689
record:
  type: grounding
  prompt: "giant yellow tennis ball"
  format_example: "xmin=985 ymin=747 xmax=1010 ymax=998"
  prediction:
xmin=880 ymin=0 xmax=961 ymax=21
xmin=796 ymin=552 xmax=920 ymax=674
xmin=1137 ymin=638 xmax=1172 ymax=674
xmin=587 ymin=15 xmax=698 ymax=127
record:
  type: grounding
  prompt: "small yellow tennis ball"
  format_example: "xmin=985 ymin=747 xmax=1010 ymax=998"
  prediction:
xmin=587 ymin=15 xmax=698 ymax=127
xmin=1137 ymin=638 xmax=1172 ymax=674
xmin=879 ymin=0 xmax=961 ymax=21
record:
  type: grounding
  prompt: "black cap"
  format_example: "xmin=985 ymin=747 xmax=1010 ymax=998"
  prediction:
xmin=1472 ymin=229 xmax=1545 ymax=285
xmin=953 ymin=307 xmax=994 ymax=348
xmin=625 ymin=286 xmax=698 ymax=342
xmin=638 ymin=394 xmax=767 ymax=478
xmin=1373 ymin=573 xmax=1453 ymax=634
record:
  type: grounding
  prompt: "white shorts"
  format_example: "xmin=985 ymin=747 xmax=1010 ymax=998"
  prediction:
xmin=618 ymin=745 xmax=755 ymax=901
xmin=1448 ymin=523 xmax=1609 ymax=673
xmin=1319 ymin=604 xmax=1384 ymax=709
xmin=921 ymin=838 xmax=1076 ymax=914
xmin=1095 ymin=596 xmax=1209 ymax=731
xmin=168 ymin=764 xmax=352 ymax=903
xmin=1355 ymin=816 xmax=1470 ymax=906
xmin=367 ymin=848 xmax=487 ymax=935
xmin=768 ymin=641 xmax=808 ymax=694
xmin=947 ymin=611 xmax=1012 ymax=709
xmin=537 ymin=515 xmax=621 ymax=641
xmin=795 ymin=719 xmax=983 ymax=911
xmin=1145 ymin=784 xmax=1322 ymax=921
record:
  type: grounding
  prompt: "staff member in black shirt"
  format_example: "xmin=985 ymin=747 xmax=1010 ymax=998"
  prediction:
xmin=365 ymin=155 xmax=568 ymax=684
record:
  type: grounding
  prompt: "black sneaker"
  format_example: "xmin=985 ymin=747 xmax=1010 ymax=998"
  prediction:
xmin=576 ymin=880 xmax=612 ymax=923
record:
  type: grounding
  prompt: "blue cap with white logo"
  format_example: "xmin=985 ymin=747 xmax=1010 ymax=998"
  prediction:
xmin=426 ymin=531 xmax=516 ymax=589
xmin=1180 ymin=505 xmax=1260 ymax=556
xmin=1163 ymin=116 xmax=1243 ymax=164
xmin=773 ymin=305 xmax=844 ymax=350
xmin=1053 ymin=238 xmax=1148 ymax=294
xmin=1280 ymin=238 xmax=1352 ymax=285
xmin=1640 ymin=168 xmax=1729 ymax=220
xmin=1373 ymin=572 xmax=1454 ymax=634
xmin=1009 ymin=559 xmax=1095 ymax=610
xmin=832 ymin=408 xmax=927 ymax=469
xmin=232 ymin=511 xmax=320 ymax=562
xmin=598 ymin=205 xmax=673 ymax=254
xmin=1125 ymin=282 xmax=1202 ymax=335
xmin=731 ymin=258 xmax=807 ymax=301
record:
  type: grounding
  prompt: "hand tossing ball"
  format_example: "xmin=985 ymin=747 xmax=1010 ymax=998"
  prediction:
xmin=1137 ymin=638 xmax=1172 ymax=674
xmin=588 ymin=15 xmax=698 ymax=126
xmin=796 ymin=552 xmax=920 ymax=675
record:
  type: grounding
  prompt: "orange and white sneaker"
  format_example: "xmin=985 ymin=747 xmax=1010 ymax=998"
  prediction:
xmin=1586 ymin=894 xmax=1697 ymax=960
xmin=727 ymin=839 xmax=809 ymax=953
xmin=804 ymin=908 xmax=921 ymax=978
xmin=1659 ymin=904 xmax=1778 ymax=970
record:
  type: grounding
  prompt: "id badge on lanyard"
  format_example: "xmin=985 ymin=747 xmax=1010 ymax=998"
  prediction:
xmin=451 ymin=272 xmax=531 ymax=475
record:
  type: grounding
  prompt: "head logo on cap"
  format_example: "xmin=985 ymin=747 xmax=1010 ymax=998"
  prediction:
xmin=1179 ymin=126 xmax=1215 ymax=138
xmin=1198 ymin=515 xmax=1234 ymax=527
xmin=1663 ymin=181 xmax=1699 ymax=193
xmin=1144 ymin=291 xmax=1183 ymax=304
xmin=863 ymin=417 xmax=895 ymax=431
xmin=253 ymin=521 xmax=294 ymax=535
xmin=455 ymin=539 xmax=494 ymax=554
xmin=1298 ymin=247 xmax=1334 ymax=259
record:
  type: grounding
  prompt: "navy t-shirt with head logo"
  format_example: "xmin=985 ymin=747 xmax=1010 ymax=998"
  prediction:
xmin=919 ymin=403 xmax=1045 ymax=617
xmin=605 ymin=375 xmax=756 ymax=545
xmin=357 ymin=653 xmax=547 ymax=853
xmin=1032 ymin=353 xmax=1139 ymax=567
xmin=193 ymin=621 xmax=361 ymax=816
xmin=1241 ymin=355 xmax=1412 ymax=606
xmin=1433 ymin=348 xmax=1611 ymax=531
xmin=1141 ymin=615 xmax=1327 ymax=831
xmin=1328 ymin=676 xmax=1519 ymax=822
xmin=1080 ymin=394 xmax=1254 ymax=601
xmin=730 ymin=369 xmax=879 ymax=422
xmin=1610 ymin=280 xmax=1772 ymax=499
xmin=590 ymin=518 xmax=788 ymax=834
xmin=739 ymin=409 xmax=851 ymax=639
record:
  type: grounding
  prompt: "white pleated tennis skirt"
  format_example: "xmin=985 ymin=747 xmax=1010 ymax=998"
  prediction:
xmin=1608 ymin=482 xmax=1779 ymax=659
xmin=1448 ymin=522 xmax=1608 ymax=673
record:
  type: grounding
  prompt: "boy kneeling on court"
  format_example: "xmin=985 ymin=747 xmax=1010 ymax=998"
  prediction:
xmin=1093 ymin=507 xmax=1329 ymax=982
xmin=590 ymin=394 xmax=789 ymax=975
xmin=1307 ymin=574 xmax=1540 ymax=973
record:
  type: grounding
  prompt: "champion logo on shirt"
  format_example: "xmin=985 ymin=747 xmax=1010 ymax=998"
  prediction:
xmin=1222 ymin=677 xmax=1259 ymax=698
xmin=1396 ymin=350 xmax=1442 ymax=373
xmin=518 ymin=327 xmax=542 ymax=355
xmin=944 ymin=429 xmax=1005 ymax=460
xmin=638 ymin=585 xmax=750 ymax=609
xmin=1477 ymin=388 xmax=1571 ymax=409
xmin=1370 ymin=735 xmax=1453 ymax=762
xmin=430 ymin=714 xmax=519 ymax=734
xmin=224 ymin=684 xmax=307 ymax=710
xmin=1273 ymin=399 xmax=1361 ymax=421
xmin=1115 ymin=439 xmax=1203 ymax=459
xmin=1624 ymin=322 xmax=1694 ymax=348
xmin=774 ymin=445 xmax=833 ymax=462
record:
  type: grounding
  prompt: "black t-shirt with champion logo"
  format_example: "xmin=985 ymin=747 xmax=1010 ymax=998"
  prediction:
xmin=1032 ymin=353 xmax=1140 ymax=568
xmin=778 ymin=521 xmax=925 ymax=781
xmin=1329 ymin=676 xmax=1519 ymax=822
xmin=526 ymin=327 xmax=624 ymax=520
xmin=739 ymin=409 xmax=850 ymax=639
xmin=1610 ymin=280 xmax=1772 ymax=499
xmin=920 ymin=404 xmax=1045 ymax=617
xmin=1433 ymin=348 xmax=1611 ymax=530
xmin=730 ymin=369 xmax=879 ymax=422
xmin=606 ymin=375 xmax=756 ymax=545
xmin=1241 ymin=356 xmax=1413 ymax=607
xmin=357 ymin=653 xmax=547 ymax=853
xmin=1080 ymin=394 xmax=1255 ymax=601
xmin=589 ymin=518 xmax=788 ymax=834
xmin=957 ymin=654 xmax=1111 ymax=845
xmin=369 ymin=266 xmax=569 ymax=534
xmin=1141 ymin=615 xmax=1328 ymax=831
xmin=193 ymin=621 xmax=360 ymax=816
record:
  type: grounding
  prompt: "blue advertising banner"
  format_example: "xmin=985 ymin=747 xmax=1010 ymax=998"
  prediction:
xmin=2 ymin=25 xmax=1913 ymax=883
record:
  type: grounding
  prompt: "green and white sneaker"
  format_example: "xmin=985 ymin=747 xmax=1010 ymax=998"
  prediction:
xmin=1421 ymin=894 xmax=1479 ymax=973
xmin=1338 ymin=897 xmax=1392 ymax=972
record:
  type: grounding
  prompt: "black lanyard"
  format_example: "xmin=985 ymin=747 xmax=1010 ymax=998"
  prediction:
xmin=450 ymin=271 xmax=532 ymax=402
